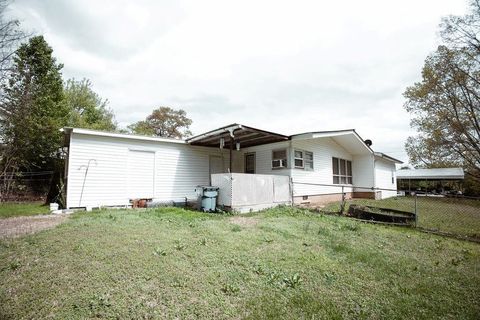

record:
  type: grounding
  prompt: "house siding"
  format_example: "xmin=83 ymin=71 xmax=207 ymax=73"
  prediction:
xmin=374 ymin=158 xmax=397 ymax=199
xmin=238 ymin=141 xmax=292 ymax=177
xmin=66 ymin=133 xmax=228 ymax=208
xmin=290 ymin=137 xmax=354 ymax=197
xmin=352 ymin=154 xmax=374 ymax=190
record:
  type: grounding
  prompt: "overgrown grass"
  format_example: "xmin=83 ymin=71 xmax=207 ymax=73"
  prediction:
xmin=326 ymin=197 xmax=480 ymax=239
xmin=0 ymin=202 xmax=50 ymax=219
xmin=0 ymin=206 xmax=479 ymax=319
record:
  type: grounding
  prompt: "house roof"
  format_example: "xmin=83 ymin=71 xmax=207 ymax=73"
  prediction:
xmin=396 ymin=168 xmax=465 ymax=180
xmin=291 ymin=129 xmax=373 ymax=155
xmin=61 ymin=128 xmax=186 ymax=145
xmin=186 ymin=123 xmax=289 ymax=148
xmin=374 ymin=152 xmax=403 ymax=164
xmin=61 ymin=124 xmax=394 ymax=157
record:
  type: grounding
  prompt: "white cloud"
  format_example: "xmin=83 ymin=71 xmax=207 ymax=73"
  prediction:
xmin=8 ymin=0 xmax=468 ymax=163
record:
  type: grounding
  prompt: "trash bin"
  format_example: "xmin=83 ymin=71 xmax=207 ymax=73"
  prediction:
xmin=195 ymin=186 xmax=219 ymax=212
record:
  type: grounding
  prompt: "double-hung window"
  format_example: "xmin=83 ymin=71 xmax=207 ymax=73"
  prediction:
xmin=332 ymin=157 xmax=352 ymax=184
xmin=294 ymin=150 xmax=313 ymax=170
xmin=272 ymin=149 xmax=287 ymax=169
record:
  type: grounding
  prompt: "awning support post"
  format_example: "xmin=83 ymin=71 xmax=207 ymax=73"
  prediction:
xmin=229 ymin=136 xmax=233 ymax=173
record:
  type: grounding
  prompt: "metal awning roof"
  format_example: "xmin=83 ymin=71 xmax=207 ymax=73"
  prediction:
xmin=396 ymin=168 xmax=465 ymax=180
xmin=186 ymin=123 xmax=289 ymax=148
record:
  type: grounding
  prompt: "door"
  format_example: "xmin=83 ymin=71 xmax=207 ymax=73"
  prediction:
xmin=127 ymin=150 xmax=155 ymax=199
xmin=244 ymin=153 xmax=255 ymax=174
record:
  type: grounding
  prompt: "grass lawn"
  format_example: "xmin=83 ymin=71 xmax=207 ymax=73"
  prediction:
xmin=0 ymin=202 xmax=50 ymax=219
xmin=324 ymin=196 xmax=480 ymax=239
xmin=1 ymin=206 xmax=479 ymax=319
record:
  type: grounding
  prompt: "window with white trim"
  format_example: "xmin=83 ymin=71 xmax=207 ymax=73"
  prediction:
xmin=332 ymin=157 xmax=352 ymax=184
xmin=272 ymin=149 xmax=287 ymax=169
xmin=294 ymin=150 xmax=304 ymax=168
xmin=294 ymin=150 xmax=314 ymax=170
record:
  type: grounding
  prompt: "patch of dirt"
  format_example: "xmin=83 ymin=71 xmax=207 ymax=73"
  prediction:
xmin=229 ymin=216 xmax=258 ymax=227
xmin=0 ymin=214 xmax=68 ymax=239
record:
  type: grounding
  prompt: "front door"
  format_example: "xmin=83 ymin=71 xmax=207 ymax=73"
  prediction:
xmin=244 ymin=153 xmax=255 ymax=174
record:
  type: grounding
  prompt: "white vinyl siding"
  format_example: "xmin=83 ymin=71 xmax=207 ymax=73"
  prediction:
xmin=352 ymin=154 xmax=374 ymax=191
xmin=374 ymin=158 xmax=397 ymax=199
xmin=290 ymin=138 xmax=356 ymax=196
xmin=127 ymin=150 xmax=155 ymax=199
xmin=235 ymin=141 xmax=291 ymax=177
xmin=66 ymin=133 xmax=229 ymax=208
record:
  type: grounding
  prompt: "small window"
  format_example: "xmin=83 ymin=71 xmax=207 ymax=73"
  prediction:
xmin=332 ymin=157 xmax=352 ymax=184
xmin=294 ymin=150 xmax=314 ymax=170
xmin=305 ymin=151 xmax=314 ymax=170
xmin=294 ymin=150 xmax=304 ymax=168
xmin=272 ymin=149 xmax=287 ymax=169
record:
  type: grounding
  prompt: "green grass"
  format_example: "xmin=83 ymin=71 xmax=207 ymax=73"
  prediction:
xmin=1 ymin=206 xmax=479 ymax=319
xmin=0 ymin=202 xmax=50 ymax=219
xmin=326 ymin=197 xmax=480 ymax=239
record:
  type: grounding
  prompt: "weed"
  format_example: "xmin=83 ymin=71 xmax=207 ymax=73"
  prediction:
xmin=221 ymin=283 xmax=239 ymax=295
xmin=323 ymin=272 xmax=336 ymax=285
xmin=283 ymin=273 xmax=302 ymax=288
xmin=231 ymin=225 xmax=242 ymax=232
xmin=3 ymin=260 xmax=21 ymax=272
xmin=199 ymin=238 xmax=207 ymax=246
xmin=174 ymin=240 xmax=186 ymax=251
xmin=266 ymin=271 xmax=281 ymax=285
xmin=252 ymin=264 xmax=266 ymax=275
xmin=263 ymin=236 xmax=273 ymax=243
xmin=153 ymin=247 xmax=167 ymax=256
xmin=88 ymin=293 xmax=112 ymax=316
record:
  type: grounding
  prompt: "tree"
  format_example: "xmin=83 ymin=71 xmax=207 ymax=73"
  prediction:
xmin=128 ymin=106 xmax=192 ymax=138
xmin=0 ymin=0 xmax=29 ymax=89
xmin=0 ymin=36 xmax=69 ymax=201
xmin=404 ymin=1 xmax=480 ymax=182
xmin=64 ymin=78 xmax=117 ymax=131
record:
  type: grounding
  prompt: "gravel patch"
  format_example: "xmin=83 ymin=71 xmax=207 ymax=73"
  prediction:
xmin=0 ymin=214 xmax=68 ymax=239
xmin=229 ymin=216 xmax=258 ymax=227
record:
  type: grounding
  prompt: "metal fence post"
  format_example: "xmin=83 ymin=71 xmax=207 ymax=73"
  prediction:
xmin=340 ymin=185 xmax=345 ymax=214
xmin=414 ymin=193 xmax=418 ymax=228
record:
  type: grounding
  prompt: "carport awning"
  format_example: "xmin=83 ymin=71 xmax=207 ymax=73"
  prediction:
xmin=186 ymin=123 xmax=289 ymax=148
xmin=396 ymin=168 xmax=465 ymax=180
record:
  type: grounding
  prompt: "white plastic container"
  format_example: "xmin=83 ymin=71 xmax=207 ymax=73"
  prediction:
xmin=49 ymin=203 xmax=59 ymax=212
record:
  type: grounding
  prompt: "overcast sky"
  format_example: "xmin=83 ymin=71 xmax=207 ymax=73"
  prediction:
xmin=8 ymin=0 xmax=468 ymax=164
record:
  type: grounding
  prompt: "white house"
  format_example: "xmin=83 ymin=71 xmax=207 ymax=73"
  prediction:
xmin=61 ymin=124 xmax=402 ymax=210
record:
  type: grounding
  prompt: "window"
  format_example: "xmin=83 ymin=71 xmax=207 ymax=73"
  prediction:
xmin=294 ymin=150 xmax=304 ymax=168
xmin=332 ymin=157 xmax=352 ymax=184
xmin=305 ymin=151 xmax=313 ymax=170
xmin=294 ymin=150 xmax=314 ymax=170
xmin=245 ymin=153 xmax=255 ymax=174
xmin=272 ymin=149 xmax=287 ymax=168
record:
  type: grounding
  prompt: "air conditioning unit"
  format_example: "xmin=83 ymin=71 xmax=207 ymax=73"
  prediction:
xmin=272 ymin=159 xmax=286 ymax=168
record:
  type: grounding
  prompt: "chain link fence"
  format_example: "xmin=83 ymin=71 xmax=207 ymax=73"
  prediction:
xmin=292 ymin=181 xmax=480 ymax=242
